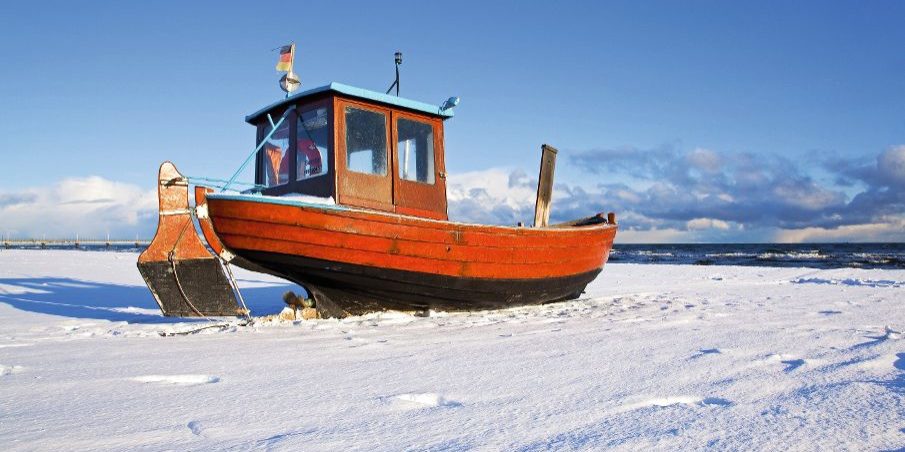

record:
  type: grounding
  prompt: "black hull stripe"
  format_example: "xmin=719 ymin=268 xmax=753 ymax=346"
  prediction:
xmin=235 ymin=250 xmax=601 ymax=315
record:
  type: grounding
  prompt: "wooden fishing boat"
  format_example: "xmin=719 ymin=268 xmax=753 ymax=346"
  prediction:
xmin=139 ymin=81 xmax=617 ymax=318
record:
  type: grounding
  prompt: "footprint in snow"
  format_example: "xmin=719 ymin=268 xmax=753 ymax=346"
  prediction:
xmin=851 ymin=326 xmax=902 ymax=348
xmin=0 ymin=364 xmax=25 ymax=376
xmin=0 ymin=343 xmax=33 ymax=349
xmin=690 ymin=348 xmax=721 ymax=359
xmin=132 ymin=375 xmax=220 ymax=386
xmin=850 ymin=353 xmax=902 ymax=373
xmin=187 ymin=420 xmax=205 ymax=436
xmin=782 ymin=359 xmax=806 ymax=372
xmin=62 ymin=323 xmax=98 ymax=332
xmin=618 ymin=396 xmax=732 ymax=412
xmin=390 ymin=393 xmax=461 ymax=410
xmin=700 ymin=397 xmax=732 ymax=406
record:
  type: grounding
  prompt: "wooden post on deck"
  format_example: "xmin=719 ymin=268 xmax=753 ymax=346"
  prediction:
xmin=533 ymin=144 xmax=558 ymax=228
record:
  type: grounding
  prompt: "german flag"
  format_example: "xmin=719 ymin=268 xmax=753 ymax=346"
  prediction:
xmin=276 ymin=44 xmax=294 ymax=72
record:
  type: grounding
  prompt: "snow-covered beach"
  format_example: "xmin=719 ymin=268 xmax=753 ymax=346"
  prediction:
xmin=0 ymin=250 xmax=902 ymax=450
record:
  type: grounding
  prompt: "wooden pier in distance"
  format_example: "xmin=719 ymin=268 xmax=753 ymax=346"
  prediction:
xmin=2 ymin=238 xmax=150 ymax=249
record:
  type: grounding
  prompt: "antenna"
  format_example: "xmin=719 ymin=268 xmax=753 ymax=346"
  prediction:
xmin=386 ymin=51 xmax=402 ymax=96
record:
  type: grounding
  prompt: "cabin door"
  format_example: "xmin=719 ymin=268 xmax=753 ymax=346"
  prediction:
xmin=391 ymin=112 xmax=447 ymax=220
xmin=336 ymin=100 xmax=394 ymax=211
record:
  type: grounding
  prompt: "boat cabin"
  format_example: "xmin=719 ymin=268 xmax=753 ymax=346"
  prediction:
xmin=245 ymin=83 xmax=456 ymax=220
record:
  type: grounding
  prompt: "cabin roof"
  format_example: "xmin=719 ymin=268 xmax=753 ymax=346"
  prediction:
xmin=245 ymin=82 xmax=455 ymax=124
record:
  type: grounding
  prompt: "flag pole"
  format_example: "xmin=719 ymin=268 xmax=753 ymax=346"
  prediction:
xmin=286 ymin=42 xmax=296 ymax=99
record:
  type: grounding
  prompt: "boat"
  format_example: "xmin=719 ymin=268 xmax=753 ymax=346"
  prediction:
xmin=138 ymin=55 xmax=617 ymax=318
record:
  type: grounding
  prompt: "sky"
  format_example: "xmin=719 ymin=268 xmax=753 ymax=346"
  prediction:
xmin=0 ymin=1 xmax=903 ymax=242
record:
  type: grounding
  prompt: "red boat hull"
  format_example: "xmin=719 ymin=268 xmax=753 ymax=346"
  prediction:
xmin=203 ymin=193 xmax=617 ymax=316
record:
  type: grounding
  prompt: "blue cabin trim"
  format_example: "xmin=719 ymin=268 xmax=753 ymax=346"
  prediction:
xmin=245 ymin=82 xmax=454 ymax=124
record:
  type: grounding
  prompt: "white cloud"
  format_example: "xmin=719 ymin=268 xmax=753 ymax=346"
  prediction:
xmin=573 ymin=143 xmax=905 ymax=231
xmin=878 ymin=145 xmax=905 ymax=187
xmin=686 ymin=218 xmax=731 ymax=230
xmin=616 ymin=227 xmax=696 ymax=244
xmin=771 ymin=182 xmax=842 ymax=210
xmin=444 ymin=163 xmax=904 ymax=243
xmin=686 ymin=148 xmax=721 ymax=173
xmin=3 ymin=154 xmax=901 ymax=245
xmin=772 ymin=216 xmax=905 ymax=243
xmin=0 ymin=177 xmax=156 ymax=239
xmin=446 ymin=168 xmax=538 ymax=225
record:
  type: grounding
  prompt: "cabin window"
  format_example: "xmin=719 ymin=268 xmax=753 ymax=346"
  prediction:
xmin=344 ymin=107 xmax=387 ymax=176
xmin=397 ymin=118 xmax=435 ymax=184
xmin=262 ymin=119 xmax=291 ymax=187
xmin=297 ymin=107 xmax=330 ymax=180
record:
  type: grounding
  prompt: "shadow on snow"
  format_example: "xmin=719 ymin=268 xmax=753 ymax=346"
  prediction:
xmin=890 ymin=353 xmax=905 ymax=392
xmin=0 ymin=276 xmax=297 ymax=323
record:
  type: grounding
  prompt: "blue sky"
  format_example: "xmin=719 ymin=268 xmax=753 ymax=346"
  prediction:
xmin=1 ymin=1 xmax=903 ymax=242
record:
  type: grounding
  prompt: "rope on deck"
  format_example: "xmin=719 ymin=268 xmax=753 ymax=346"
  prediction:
xmin=184 ymin=176 xmax=264 ymax=192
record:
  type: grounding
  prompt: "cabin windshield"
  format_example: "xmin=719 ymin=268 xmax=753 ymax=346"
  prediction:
xmin=262 ymin=120 xmax=290 ymax=187
xmin=297 ymin=107 xmax=330 ymax=181
xmin=345 ymin=107 xmax=387 ymax=175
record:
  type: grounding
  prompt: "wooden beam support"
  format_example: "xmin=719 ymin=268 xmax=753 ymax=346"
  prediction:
xmin=533 ymin=144 xmax=558 ymax=227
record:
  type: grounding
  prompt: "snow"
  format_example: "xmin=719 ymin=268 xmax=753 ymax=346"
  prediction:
xmin=131 ymin=375 xmax=222 ymax=386
xmin=0 ymin=249 xmax=903 ymax=450
xmin=256 ymin=193 xmax=336 ymax=205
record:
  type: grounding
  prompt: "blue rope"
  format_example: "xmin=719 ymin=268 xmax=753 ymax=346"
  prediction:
xmin=222 ymin=106 xmax=296 ymax=192
xmin=185 ymin=176 xmax=265 ymax=191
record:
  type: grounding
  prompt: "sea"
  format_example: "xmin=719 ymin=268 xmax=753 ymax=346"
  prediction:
xmin=609 ymin=243 xmax=905 ymax=270
xmin=2 ymin=242 xmax=904 ymax=270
